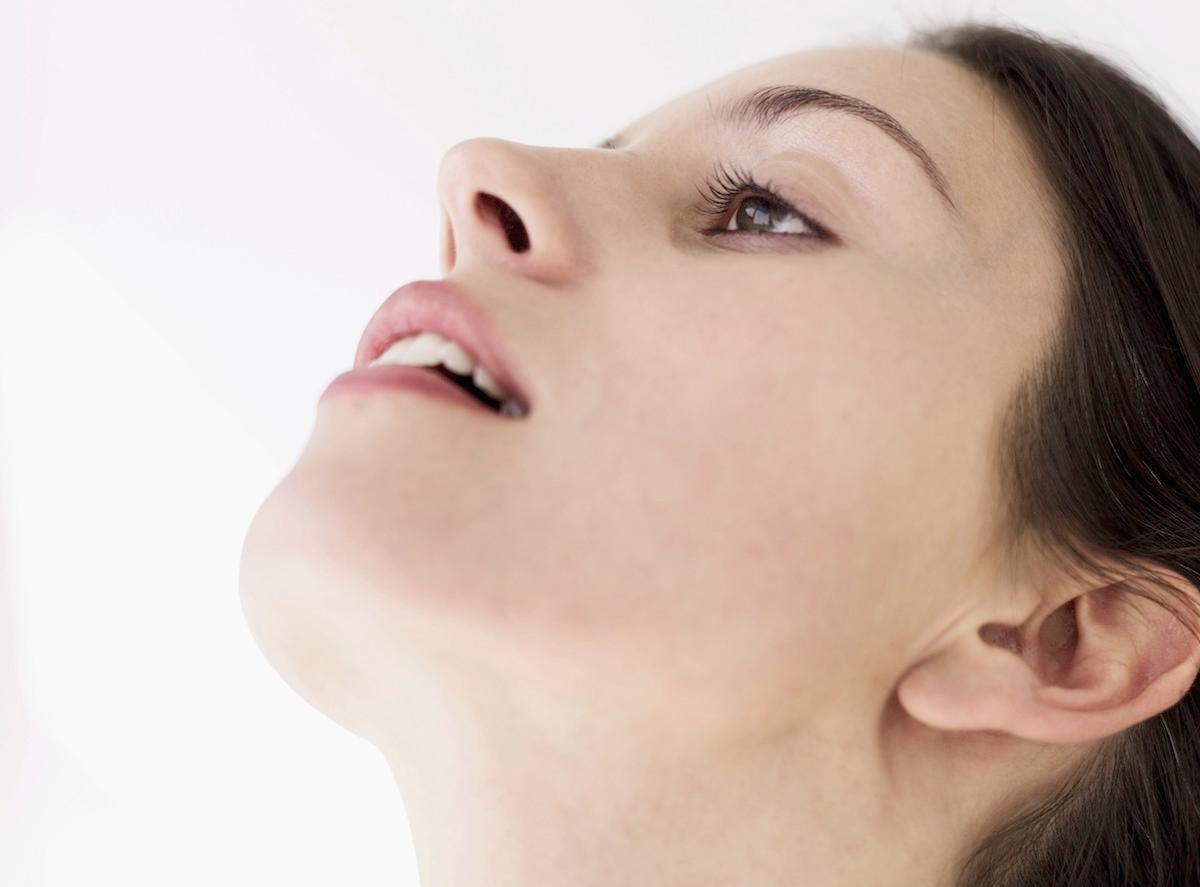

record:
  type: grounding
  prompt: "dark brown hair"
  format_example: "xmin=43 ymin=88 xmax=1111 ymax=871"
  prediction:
xmin=905 ymin=21 xmax=1200 ymax=887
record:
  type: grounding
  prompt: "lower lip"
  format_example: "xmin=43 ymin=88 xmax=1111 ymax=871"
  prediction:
xmin=319 ymin=364 xmax=497 ymax=415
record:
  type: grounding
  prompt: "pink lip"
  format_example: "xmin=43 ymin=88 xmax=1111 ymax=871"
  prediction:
xmin=352 ymin=279 xmax=533 ymax=415
xmin=320 ymin=363 xmax=503 ymax=416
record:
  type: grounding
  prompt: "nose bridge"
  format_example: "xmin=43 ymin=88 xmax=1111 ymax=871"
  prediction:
xmin=436 ymin=137 xmax=590 ymax=284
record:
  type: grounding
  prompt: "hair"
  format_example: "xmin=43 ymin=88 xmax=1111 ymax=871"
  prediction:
xmin=901 ymin=20 xmax=1200 ymax=887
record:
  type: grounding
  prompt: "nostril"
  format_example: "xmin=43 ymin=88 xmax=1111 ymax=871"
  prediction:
xmin=477 ymin=192 xmax=530 ymax=253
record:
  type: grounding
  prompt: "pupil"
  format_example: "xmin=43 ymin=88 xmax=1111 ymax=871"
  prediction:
xmin=738 ymin=196 xmax=772 ymax=230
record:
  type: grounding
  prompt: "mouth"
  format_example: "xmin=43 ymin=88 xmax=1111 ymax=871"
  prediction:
xmin=363 ymin=330 xmax=528 ymax=418
xmin=355 ymin=279 xmax=534 ymax=420
xmin=324 ymin=361 xmax=517 ymax=417
xmin=424 ymin=363 xmax=523 ymax=417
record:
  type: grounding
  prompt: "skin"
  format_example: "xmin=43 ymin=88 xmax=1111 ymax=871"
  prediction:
xmin=238 ymin=41 xmax=1200 ymax=887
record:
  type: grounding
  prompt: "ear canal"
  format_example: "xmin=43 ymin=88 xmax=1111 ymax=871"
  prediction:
xmin=1035 ymin=598 xmax=1079 ymax=684
xmin=979 ymin=622 xmax=1023 ymax=654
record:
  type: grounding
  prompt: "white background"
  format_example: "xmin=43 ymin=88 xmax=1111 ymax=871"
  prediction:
xmin=1 ymin=1 xmax=1196 ymax=884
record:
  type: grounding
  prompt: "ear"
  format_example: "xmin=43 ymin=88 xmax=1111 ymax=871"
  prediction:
xmin=896 ymin=566 xmax=1200 ymax=744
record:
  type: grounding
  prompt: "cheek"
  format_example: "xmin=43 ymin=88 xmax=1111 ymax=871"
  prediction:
xmin=764 ymin=276 xmax=1002 ymax=638
xmin=590 ymin=273 xmax=996 ymax=637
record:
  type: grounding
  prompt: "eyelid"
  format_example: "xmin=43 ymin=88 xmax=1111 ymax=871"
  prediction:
xmin=765 ymin=154 xmax=873 ymax=242
xmin=695 ymin=159 xmax=839 ymax=245
xmin=748 ymin=167 xmax=841 ymax=242
xmin=743 ymin=178 xmax=834 ymax=241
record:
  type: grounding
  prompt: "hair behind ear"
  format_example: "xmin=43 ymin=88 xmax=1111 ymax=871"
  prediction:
xmin=907 ymin=19 xmax=1200 ymax=887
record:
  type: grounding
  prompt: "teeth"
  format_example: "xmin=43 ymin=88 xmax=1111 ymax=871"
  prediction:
xmin=470 ymin=363 xmax=504 ymax=401
xmin=368 ymin=330 xmax=521 ymax=413
xmin=437 ymin=340 xmax=475 ymax=376
xmin=370 ymin=331 xmax=454 ymax=368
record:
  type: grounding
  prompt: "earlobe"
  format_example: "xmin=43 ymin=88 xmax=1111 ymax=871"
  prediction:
xmin=896 ymin=574 xmax=1200 ymax=745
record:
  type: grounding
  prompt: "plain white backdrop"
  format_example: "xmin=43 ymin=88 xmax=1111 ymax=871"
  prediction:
xmin=1 ymin=1 xmax=1196 ymax=884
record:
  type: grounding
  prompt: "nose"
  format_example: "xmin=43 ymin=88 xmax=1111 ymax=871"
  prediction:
xmin=436 ymin=137 xmax=586 ymax=284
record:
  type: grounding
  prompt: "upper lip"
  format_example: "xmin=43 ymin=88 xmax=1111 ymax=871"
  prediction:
xmin=353 ymin=278 xmax=533 ymax=413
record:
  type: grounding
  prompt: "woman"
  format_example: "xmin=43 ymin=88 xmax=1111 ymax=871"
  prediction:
xmin=238 ymin=21 xmax=1200 ymax=886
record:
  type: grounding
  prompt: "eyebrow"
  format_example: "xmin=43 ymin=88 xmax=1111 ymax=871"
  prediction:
xmin=595 ymin=84 xmax=959 ymax=216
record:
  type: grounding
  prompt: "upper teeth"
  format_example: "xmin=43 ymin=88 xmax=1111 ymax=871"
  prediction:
xmin=368 ymin=330 xmax=515 ymax=408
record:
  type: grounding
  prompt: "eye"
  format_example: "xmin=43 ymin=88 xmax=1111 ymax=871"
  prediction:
xmin=695 ymin=159 xmax=835 ymax=245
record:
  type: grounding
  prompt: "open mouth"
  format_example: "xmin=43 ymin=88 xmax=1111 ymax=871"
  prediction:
xmin=358 ymin=321 xmax=531 ymax=419
xmin=429 ymin=364 xmax=507 ymax=413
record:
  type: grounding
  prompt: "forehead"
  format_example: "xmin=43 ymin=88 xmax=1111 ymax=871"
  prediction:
xmin=631 ymin=44 xmax=1063 ymax=274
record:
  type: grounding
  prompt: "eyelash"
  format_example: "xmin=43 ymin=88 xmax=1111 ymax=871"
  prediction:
xmin=694 ymin=159 xmax=835 ymax=246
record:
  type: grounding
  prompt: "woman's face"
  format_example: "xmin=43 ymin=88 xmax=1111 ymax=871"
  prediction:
xmin=240 ymin=43 xmax=1063 ymax=748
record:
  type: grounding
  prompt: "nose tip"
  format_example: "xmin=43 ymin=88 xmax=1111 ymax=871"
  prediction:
xmin=436 ymin=137 xmax=581 ymax=283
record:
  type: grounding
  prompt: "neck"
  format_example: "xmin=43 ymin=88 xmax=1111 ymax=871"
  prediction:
xmin=371 ymin=672 xmax=971 ymax=887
